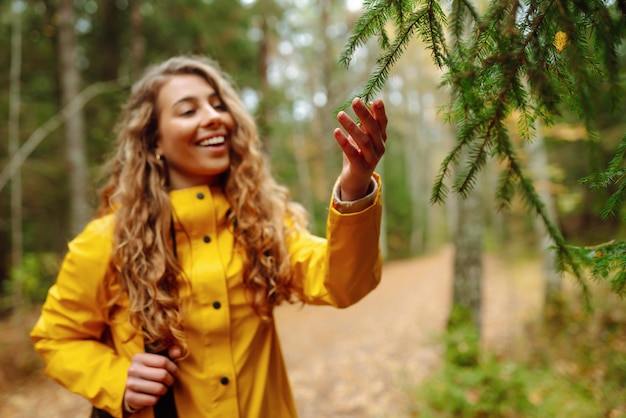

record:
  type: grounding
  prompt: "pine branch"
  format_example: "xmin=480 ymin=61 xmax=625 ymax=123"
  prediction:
xmin=431 ymin=138 xmax=465 ymax=204
xmin=517 ymin=107 xmax=535 ymax=143
xmin=337 ymin=2 xmax=447 ymax=112
xmin=391 ymin=0 xmax=411 ymax=25
xmin=340 ymin=0 xmax=626 ymax=299
xmin=338 ymin=0 xmax=396 ymax=68
xmin=449 ymin=0 xmax=479 ymax=50
xmin=454 ymin=123 xmax=494 ymax=197
xmin=606 ymin=132 xmax=626 ymax=172
xmin=495 ymin=160 xmax=516 ymax=209
xmin=601 ymin=180 xmax=626 ymax=220
xmin=567 ymin=240 xmax=626 ymax=297
xmin=508 ymin=153 xmax=591 ymax=304
xmin=424 ymin=0 xmax=449 ymax=68
xmin=579 ymin=131 xmax=626 ymax=219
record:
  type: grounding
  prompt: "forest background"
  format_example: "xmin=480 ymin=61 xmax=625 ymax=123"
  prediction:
xmin=1 ymin=0 xmax=626 ymax=416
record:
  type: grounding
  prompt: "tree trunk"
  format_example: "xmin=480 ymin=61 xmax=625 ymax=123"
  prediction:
xmin=447 ymin=148 xmax=484 ymax=367
xmin=58 ymin=0 xmax=90 ymax=235
xmin=450 ymin=145 xmax=484 ymax=328
xmin=8 ymin=1 xmax=24 ymax=314
xmin=94 ymin=0 xmax=122 ymax=80
xmin=317 ymin=0 xmax=338 ymax=193
xmin=444 ymin=0 xmax=486 ymax=369
xmin=256 ymin=0 xmax=273 ymax=147
xmin=292 ymin=128 xmax=317 ymax=229
xmin=306 ymin=0 xmax=337 ymax=196
xmin=404 ymin=90 xmax=431 ymax=255
xmin=526 ymin=121 xmax=561 ymax=305
xmin=129 ymin=0 xmax=145 ymax=81
xmin=452 ymin=178 xmax=484 ymax=331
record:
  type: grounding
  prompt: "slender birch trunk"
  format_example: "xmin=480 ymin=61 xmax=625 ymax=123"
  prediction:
xmin=8 ymin=0 xmax=23 ymax=316
xmin=526 ymin=121 xmax=561 ymax=305
xmin=58 ymin=0 xmax=90 ymax=236
xmin=452 ymin=148 xmax=484 ymax=334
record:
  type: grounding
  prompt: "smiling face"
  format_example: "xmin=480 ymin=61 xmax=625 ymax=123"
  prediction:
xmin=155 ymin=74 xmax=236 ymax=190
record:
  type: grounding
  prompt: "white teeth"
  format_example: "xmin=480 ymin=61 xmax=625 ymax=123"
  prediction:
xmin=198 ymin=136 xmax=225 ymax=146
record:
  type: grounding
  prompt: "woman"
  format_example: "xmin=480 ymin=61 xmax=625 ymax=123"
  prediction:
xmin=31 ymin=55 xmax=388 ymax=417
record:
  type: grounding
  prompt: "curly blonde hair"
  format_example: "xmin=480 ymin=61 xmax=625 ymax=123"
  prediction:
xmin=97 ymin=56 xmax=307 ymax=353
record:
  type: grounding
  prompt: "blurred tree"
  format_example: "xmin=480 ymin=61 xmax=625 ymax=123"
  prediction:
xmin=58 ymin=0 xmax=89 ymax=235
xmin=452 ymin=147 xmax=484 ymax=334
xmin=129 ymin=0 xmax=146 ymax=81
xmin=525 ymin=121 xmax=561 ymax=305
xmin=8 ymin=0 xmax=24 ymax=317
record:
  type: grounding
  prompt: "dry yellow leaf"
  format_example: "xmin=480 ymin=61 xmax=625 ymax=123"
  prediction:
xmin=553 ymin=31 xmax=568 ymax=53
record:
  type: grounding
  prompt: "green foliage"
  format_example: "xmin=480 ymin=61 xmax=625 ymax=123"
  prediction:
xmin=380 ymin=134 xmax=415 ymax=258
xmin=410 ymin=353 xmax=610 ymax=418
xmin=411 ymin=356 xmax=538 ymax=417
xmin=410 ymin=295 xmax=626 ymax=417
xmin=444 ymin=304 xmax=480 ymax=367
xmin=528 ymin=294 xmax=626 ymax=415
xmin=580 ymin=131 xmax=626 ymax=220
xmin=337 ymin=0 xmax=447 ymax=110
xmin=570 ymin=131 xmax=626 ymax=295
xmin=3 ymin=253 xmax=59 ymax=310
xmin=340 ymin=0 xmax=626 ymax=295
xmin=567 ymin=241 xmax=626 ymax=297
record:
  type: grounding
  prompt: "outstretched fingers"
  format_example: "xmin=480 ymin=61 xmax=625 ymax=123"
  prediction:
xmin=335 ymin=114 xmax=370 ymax=167
xmin=335 ymin=98 xmax=387 ymax=167
xmin=333 ymin=97 xmax=389 ymax=201
xmin=371 ymin=98 xmax=388 ymax=142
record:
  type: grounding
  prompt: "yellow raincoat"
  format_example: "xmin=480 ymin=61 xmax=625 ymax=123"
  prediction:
xmin=30 ymin=175 xmax=383 ymax=418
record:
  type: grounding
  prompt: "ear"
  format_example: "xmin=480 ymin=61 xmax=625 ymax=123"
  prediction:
xmin=154 ymin=136 xmax=163 ymax=160
xmin=155 ymin=134 xmax=163 ymax=154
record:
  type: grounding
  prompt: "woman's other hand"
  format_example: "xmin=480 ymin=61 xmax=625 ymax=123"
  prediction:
xmin=334 ymin=98 xmax=388 ymax=201
xmin=123 ymin=346 xmax=182 ymax=412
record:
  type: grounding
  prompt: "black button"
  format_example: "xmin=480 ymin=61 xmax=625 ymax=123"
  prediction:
xmin=203 ymin=236 xmax=211 ymax=243
xmin=213 ymin=301 xmax=221 ymax=310
xmin=220 ymin=376 xmax=229 ymax=385
xmin=197 ymin=192 xmax=205 ymax=199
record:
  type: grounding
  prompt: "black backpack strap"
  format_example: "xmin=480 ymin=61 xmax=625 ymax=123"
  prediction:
xmin=153 ymin=385 xmax=177 ymax=418
xmin=149 ymin=217 xmax=179 ymax=417
xmin=90 ymin=407 xmax=114 ymax=418
xmin=92 ymin=218 xmax=179 ymax=417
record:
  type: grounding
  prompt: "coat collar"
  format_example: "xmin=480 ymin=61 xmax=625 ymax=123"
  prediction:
xmin=168 ymin=185 xmax=231 ymax=234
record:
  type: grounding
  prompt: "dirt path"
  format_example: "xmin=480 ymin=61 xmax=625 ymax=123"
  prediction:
xmin=0 ymin=247 xmax=543 ymax=417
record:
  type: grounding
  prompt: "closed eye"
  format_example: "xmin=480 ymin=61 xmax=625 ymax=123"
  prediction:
xmin=179 ymin=108 xmax=197 ymax=116
xmin=211 ymin=101 xmax=228 ymax=111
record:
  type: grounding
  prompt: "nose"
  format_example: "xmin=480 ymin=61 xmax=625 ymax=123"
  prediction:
xmin=200 ymin=103 xmax=221 ymax=127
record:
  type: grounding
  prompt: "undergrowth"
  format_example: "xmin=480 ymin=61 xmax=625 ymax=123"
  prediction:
xmin=408 ymin=292 xmax=626 ymax=418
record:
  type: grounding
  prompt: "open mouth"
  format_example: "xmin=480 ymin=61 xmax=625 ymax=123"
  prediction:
xmin=197 ymin=136 xmax=225 ymax=147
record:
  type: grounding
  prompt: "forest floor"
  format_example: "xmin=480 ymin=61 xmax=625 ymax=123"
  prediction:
xmin=0 ymin=245 xmax=546 ymax=418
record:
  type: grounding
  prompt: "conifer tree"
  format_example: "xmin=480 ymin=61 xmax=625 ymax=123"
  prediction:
xmin=339 ymin=0 xmax=626 ymax=299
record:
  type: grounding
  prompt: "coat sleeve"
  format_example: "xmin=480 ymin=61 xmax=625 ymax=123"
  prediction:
xmin=30 ymin=217 xmax=131 ymax=418
xmin=288 ymin=173 xmax=383 ymax=308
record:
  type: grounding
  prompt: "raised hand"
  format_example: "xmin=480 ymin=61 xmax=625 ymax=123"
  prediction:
xmin=334 ymin=98 xmax=388 ymax=201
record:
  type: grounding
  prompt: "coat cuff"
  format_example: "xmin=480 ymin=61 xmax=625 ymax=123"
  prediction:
xmin=332 ymin=174 xmax=379 ymax=214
